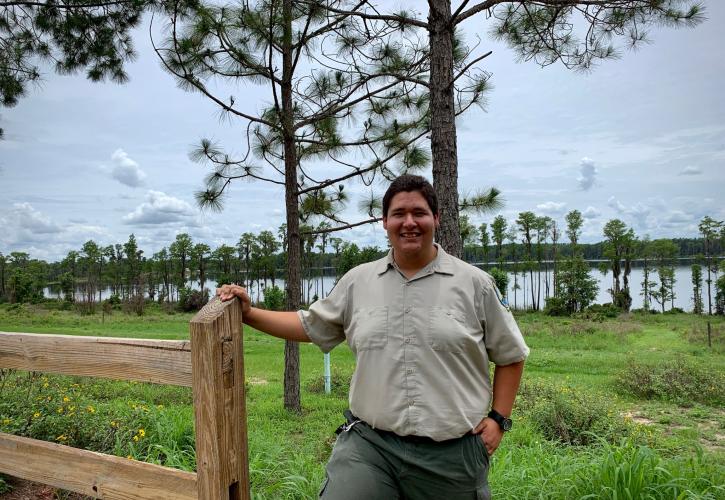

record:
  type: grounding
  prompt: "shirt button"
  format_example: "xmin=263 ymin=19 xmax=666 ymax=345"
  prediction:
xmin=408 ymin=400 xmax=415 ymax=406
xmin=405 ymin=282 xmax=411 ymax=286
xmin=405 ymin=307 xmax=411 ymax=313
xmin=404 ymin=338 xmax=411 ymax=344
xmin=407 ymin=368 xmax=414 ymax=374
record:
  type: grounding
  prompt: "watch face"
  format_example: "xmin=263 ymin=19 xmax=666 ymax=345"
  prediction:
xmin=502 ymin=418 xmax=512 ymax=431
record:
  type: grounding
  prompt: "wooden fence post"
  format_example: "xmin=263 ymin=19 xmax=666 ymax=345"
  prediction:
xmin=190 ymin=297 xmax=250 ymax=500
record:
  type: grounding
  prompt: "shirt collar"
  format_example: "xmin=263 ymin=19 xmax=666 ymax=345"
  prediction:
xmin=376 ymin=243 xmax=455 ymax=277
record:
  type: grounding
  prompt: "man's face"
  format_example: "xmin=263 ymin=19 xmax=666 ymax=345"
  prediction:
xmin=383 ymin=190 xmax=439 ymax=258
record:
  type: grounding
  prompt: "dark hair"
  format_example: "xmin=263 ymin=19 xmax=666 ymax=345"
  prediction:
xmin=382 ymin=174 xmax=438 ymax=217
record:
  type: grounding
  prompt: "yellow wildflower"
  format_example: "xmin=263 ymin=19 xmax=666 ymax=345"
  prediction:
xmin=56 ymin=435 xmax=67 ymax=442
xmin=3 ymin=418 xmax=11 ymax=425
xmin=127 ymin=455 xmax=134 ymax=460
xmin=62 ymin=396 xmax=70 ymax=403
xmin=138 ymin=428 xmax=146 ymax=437
xmin=110 ymin=421 xmax=118 ymax=428
xmin=86 ymin=406 xmax=95 ymax=413
xmin=56 ymin=407 xmax=63 ymax=414
xmin=133 ymin=435 xmax=139 ymax=442
xmin=43 ymin=382 xmax=49 ymax=388
xmin=33 ymin=412 xmax=41 ymax=418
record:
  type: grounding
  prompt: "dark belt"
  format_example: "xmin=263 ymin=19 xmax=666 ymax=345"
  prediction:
xmin=337 ymin=410 xmax=461 ymax=444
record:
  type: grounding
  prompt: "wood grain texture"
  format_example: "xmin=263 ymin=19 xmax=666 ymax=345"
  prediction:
xmin=0 ymin=432 xmax=197 ymax=499
xmin=191 ymin=297 xmax=250 ymax=500
xmin=0 ymin=332 xmax=192 ymax=386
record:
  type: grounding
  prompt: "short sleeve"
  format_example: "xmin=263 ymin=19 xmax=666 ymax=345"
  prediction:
xmin=298 ymin=275 xmax=348 ymax=353
xmin=480 ymin=276 xmax=529 ymax=365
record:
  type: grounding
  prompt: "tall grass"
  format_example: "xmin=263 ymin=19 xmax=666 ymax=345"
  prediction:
xmin=1 ymin=306 xmax=723 ymax=498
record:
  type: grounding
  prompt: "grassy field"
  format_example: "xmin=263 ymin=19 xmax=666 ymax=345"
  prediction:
xmin=0 ymin=302 xmax=724 ymax=499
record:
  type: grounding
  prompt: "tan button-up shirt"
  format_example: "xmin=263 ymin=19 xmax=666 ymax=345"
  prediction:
xmin=298 ymin=244 xmax=529 ymax=441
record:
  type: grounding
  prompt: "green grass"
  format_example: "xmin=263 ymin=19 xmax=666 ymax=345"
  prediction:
xmin=1 ymin=304 xmax=724 ymax=499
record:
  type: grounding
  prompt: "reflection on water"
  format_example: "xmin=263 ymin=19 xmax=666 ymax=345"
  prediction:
xmin=45 ymin=265 xmax=713 ymax=312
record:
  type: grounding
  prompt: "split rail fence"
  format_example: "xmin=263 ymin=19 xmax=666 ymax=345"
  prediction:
xmin=0 ymin=297 xmax=250 ymax=499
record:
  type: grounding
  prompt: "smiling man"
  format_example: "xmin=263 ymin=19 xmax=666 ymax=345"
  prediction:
xmin=218 ymin=174 xmax=529 ymax=499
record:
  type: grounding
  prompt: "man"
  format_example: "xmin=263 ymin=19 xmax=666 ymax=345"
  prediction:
xmin=218 ymin=174 xmax=528 ymax=499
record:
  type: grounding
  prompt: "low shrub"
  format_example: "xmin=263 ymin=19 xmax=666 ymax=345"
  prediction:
xmin=665 ymin=307 xmax=686 ymax=314
xmin=583 ymin=303 xmax=621 ymax=319
xmin=262 ymin=285 xmax=285 ymax=311
xmin=515 ymin=381 xmax=631 ymax=446
xmin=122 ymin=294 xmax=146 ymax=316
xmin=0 ymin=475 xmax=9 ymax=495
xmin=544 ymin=296 xmax=570 ymax=317
xmin=305 ymin=367 xmax=352 ymax=397
xmin=615 ymin=359 xmax=724 ymax=407
xmin=177 ymin=288 xmax=209 ymax=312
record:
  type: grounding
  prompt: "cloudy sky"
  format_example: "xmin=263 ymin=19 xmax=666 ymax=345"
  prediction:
xmin=1 ymin=2 xmax=723 ymax=261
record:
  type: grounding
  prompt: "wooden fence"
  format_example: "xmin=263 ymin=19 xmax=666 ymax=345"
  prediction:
xmin=0 ymin=297 xmax=249 ymax=500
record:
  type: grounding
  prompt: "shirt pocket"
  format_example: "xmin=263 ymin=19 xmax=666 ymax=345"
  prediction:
xmin=349 ymin=306 xmax=389 ymax=351
xmin=428 ymin=307 xmax=468 ymax=354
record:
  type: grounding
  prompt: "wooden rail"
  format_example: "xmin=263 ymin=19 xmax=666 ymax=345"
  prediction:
xmin=0 ymin=297 xmax=250 ymax=500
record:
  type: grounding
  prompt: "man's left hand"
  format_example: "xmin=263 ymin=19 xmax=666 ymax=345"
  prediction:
xmin=473 ymin=417 xmax=504 ymax=456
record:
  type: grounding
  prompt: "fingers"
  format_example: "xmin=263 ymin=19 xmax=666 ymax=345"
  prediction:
xmin=472 ymin=419 xmax=487 ymax=435
xmin=216 ymin=284 xmax=247 ymax=302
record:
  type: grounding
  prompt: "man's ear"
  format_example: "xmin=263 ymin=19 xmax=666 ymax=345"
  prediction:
xmin=434 ymin=214 xmax=440 ymax=228
xmin=383 ymin=216 xmax=388 ymax=230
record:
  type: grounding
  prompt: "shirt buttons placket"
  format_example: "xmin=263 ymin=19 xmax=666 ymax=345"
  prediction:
xmin=402 ymin=279 xmax=417 ymax=432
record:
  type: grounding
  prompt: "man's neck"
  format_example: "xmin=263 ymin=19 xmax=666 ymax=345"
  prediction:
xmin=393 ymin=245 xmax=438 ymax=279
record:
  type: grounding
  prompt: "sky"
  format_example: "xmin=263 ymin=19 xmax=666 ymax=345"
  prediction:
xmin=1 ymin=1 xmax=723 ymax=262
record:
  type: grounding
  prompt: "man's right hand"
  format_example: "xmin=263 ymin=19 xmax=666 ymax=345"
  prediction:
xmin=216 ymin=284 xmax=251 ymax=315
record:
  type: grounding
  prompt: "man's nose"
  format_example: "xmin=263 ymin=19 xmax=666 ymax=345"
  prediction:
xmin=403 ymin=213 xmax=415 ymax=225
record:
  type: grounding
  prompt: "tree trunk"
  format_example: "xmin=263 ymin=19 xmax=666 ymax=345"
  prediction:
xmin=429 ymin=0 xmax=461 ymax=258
xmin=282 ymin=0 xmax=301 ymax=412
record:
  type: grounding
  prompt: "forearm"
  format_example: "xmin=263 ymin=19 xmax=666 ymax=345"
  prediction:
xmin=491 ymin=360 xmax=525 ymax=417
xmin=243 ymin=308 xmax=311 ymax=343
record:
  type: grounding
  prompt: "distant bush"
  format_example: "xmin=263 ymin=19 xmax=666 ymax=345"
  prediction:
xmin=664 ymin=307 xmax=685 ymax=314
xmin=177 ymin=288 xmax=209 ymax=313
xmin=575 ymin=303 xmax=620 ymax=322
xmin=587 ymin=303 xmax=620 ymax=318
xmin=516 ymin=381 xmax=630 ymax=446
xmin=305 ymin=367 xmax=352 ymax=397
xmin=106 ymin=294 xmax=122 ymax=306
xmin=616 ymin=359 xmax=724 ymax=407
xmin=544 ymin=296 xmax=569 ymax=317
xmin=262 ymin=285 xmax=285 ymax=311
xmin=630 ymin=308 xmax=658 ymax=315
xmin=122 ymin=294 xmax=146 ymax=316
xmin=488 ymin=267 xmax=509 ymax=297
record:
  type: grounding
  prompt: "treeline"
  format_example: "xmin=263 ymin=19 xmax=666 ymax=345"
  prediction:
xmin=0 ymin=227 xmax=384 ymax=309
xmin=467 ymin=212 xmax=725 ymax=316
xmin=1 ymin=214 xmax=723 ymax=316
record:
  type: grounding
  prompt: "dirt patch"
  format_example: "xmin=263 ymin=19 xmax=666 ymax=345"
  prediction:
xmin=622 ymin=411 xmax=655 ymax=425
xmin=1 ymin=476 xmax=89 ymax=499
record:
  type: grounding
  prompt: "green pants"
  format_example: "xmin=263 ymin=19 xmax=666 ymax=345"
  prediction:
xmin=319 ymin=416 xmax=490 ymax=500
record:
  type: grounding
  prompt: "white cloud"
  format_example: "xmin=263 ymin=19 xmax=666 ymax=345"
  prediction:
xmin=577 ymin=157 xmax=598 ymax=191
xmin=3 ymin=202 xmax=62 ymax=235
xmin=536 ymin=201 xmax=567 ymax=214
xmin=107 ymin=149 xmax=147 ymax=188
xmin=122 ymin=191 xmax=197 ymax=225
xmin=607 ymin=196 xmax=653 ymax=230
xmin=678 ymin=165 xmax=702 ymax=176
xmin=583 ymin=206 xmax=601 ymax=219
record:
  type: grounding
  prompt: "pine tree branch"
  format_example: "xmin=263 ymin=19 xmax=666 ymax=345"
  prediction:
xmin=297 ymin=0 xmax=428 ymax=28
xmin=302 ymin=217 xmax=382 ymax=235
xmin=297 ymin=128 xmax=428 ymax=195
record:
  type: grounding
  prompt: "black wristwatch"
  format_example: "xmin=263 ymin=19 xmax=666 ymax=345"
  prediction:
xmin=487 ymin=409 xmax=512 ymax=432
